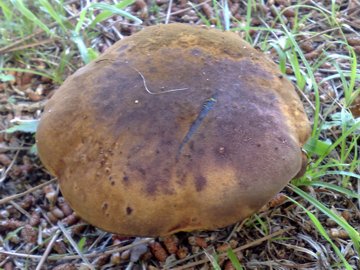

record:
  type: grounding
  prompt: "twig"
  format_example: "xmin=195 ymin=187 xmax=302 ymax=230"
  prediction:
xmin=0 ymin=99 xmax=48 ymax=113
xmin=0 ymin=146 xmax=33 ymax=151
xmin=57 ymin=222 xmax=93 ymax=269
xmin=9 ymin=201 xmax=32 ymax=219
xmin=35 ymin=230 xmax=60 ymax=270
xmin=0 ymin=237 xmax=153 ymax=261
xmin=170 ymin=228 xmax=293 ymax=269
xmin=225 ymin=218 xmax=247 ymax=241
xmin=0 ymin=147 xmax=22 ymax=184
xmin=88 ymin=231 xmax=108 ymax=251
xmin=282 ymin=27 xmax=341 ymax=53
xmin=2 ymin=38 xmax=59 ymax=54
xmin=0 ymin=178 xmax=57 ymax=206
xmin=165 ymin=0 xmax=173 ymax=24
xmin=130 ymin=65 xmax=189 ymax=95
xmin=159 ymin=0 xmax=211 ymax=18
xmin=296 ymin=85 xmax=325 ymax=122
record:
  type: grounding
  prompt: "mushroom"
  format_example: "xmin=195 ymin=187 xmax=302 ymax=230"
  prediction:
xmin=36 ymin=24 xmax=311 ymax=237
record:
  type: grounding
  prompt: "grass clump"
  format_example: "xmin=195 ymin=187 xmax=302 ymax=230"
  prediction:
xmin=0 ymin=0 xmax=141 ymax=83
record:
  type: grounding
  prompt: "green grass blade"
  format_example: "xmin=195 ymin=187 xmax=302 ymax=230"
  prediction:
xmin=254 ymin=214 xmax=268 ymax=235
xmin=11 ymin=0 xmax=51 ymax=35
xmin=288 ymin=48 xmax=306 ymax=90
xmin=0 ymin=0 xmax=13 ymax=21
xmin=74 ymin=8 xmax=88 ymax=34
xmin=189 ymin=2 xmax=211 ymax=27
xmin=330 ymin=0 xmax=338 ymax=23
xmin=347 ymin=47 xmax=357 ymax=106
xmin=290 ymin=185 xmax=360 ymax=254
xmin=276 ymin=4 xmax=333 ymax=26
xmin=334 ymin=62 xmax=350 ymax=102
xmin=38 ymin=0 xmax=67 ymax=31
xmin=212 ymin=0 xmax=223 ymax=30
xmin=112 ymin=0 xmax=135 ymax=9
xmin=71 ymin=31 xmax=90 ymax=64
xmin=0 ymin=73 xmax=15 ymax=82
xmin=320 ymin=70 xmax=360 ymax=82
xmin=227 ymin=249 xmax=244 ymax=270
xmin=204 ymin=250 xmax=221 ymax=270
xmin=306 ymin=181 xmax=360 ymax=199
xmin=244 ymin=0 xmax=253 ymax=42
xmin=87 ymin=48 xmax=99 ymax=62
xmin=77 ymin=236 xmax=87 ymax=252
xmin=287 ymin=195 xmax=353 ymax=270
xmin=270 ymin=43 xmax=287 ymax=74
xmin=2 ymin=119 xmax=39 ymax=134
xmin=303 ymin=137 xmax=332 ymax=156
xmin=0 ymin=67 xmax=53 ymax=80
xmin=4 ymin=227 xmax=24 ymax=242
xmin=52 ymin=50 xmax=74 ymax=83
xmin=90 ymin=2 xmax=142 ymax=26
xmin=273 ymin=10 xmax=321 ymax=138
xmin=311 ymin=170 xmax=360 ymax=181
xmin=313 ymin=121 xmax=360 ymax=167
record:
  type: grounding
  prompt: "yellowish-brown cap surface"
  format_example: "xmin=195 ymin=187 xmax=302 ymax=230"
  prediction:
xmin=36 ymin=23 xmax=311 ymax=237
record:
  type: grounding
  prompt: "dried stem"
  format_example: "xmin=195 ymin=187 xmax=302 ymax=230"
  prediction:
xmin=0 ymin=178 xmax=57 ymax=206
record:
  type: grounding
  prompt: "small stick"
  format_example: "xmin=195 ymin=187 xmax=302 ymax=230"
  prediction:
xmin=57 ymin=222 xmax=93 ymax=269
xmin=0 ymin=237 xmax=153 ymax=261
xmin=128 ymin=64 xmax=189 ymax=95
xmin=35 ymin=230 xmax=60 ymax=270
xmin=2 ymin=38 xmax=59 ymax=54
xmin=159 ymin=0 xmax=211 ymax=18
xmin=0 ymin=148 xmax=21 ymax=184
xmin=165 ymin=0 xmax=173 ymax=24
xmin=170 ymin=228 xmax=293 ymax=269
xmin=0 ymin=178 xmax=57 ymax=206
xmin=9 ymin=201 xmax=32 ymax=219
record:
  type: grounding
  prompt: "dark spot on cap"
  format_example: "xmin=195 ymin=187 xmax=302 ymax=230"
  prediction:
xmin=146 ymin=184 xmax=157 ymax=195
xmin=191 ymin=48 xmax=202 ymax=56
xmin=191 ymin=217 xmax=198 ymax=223
xmin=138 ymin=167 xmax=146 ymax=176
xmin=176 ymin=169 xmax=187 ymax=185
xmin=195 ymin=175 xmax=207 ymax=192
xmin=111 ymin=181 xmax=115 ymax=186
xmin=123 ymin=175 xmax=129 ymax=182
xmin=126 ymin=207 xmax=133 ymax=215
xmin=102 ymin=202 xmax=108 ymax=211
xmin=256 ymin=143 xmax=261 ymax=147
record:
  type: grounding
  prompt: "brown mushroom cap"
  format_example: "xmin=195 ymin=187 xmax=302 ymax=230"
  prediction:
xmin=36 ymin=23 xmax=311 ymax=237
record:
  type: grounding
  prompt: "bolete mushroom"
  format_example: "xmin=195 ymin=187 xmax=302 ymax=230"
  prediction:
xmin=36 ymin=23 xmax=311 ymax=237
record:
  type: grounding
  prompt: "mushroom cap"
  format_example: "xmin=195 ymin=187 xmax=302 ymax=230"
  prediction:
xmin=36 ymin=24 xmax=311 ymax=237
